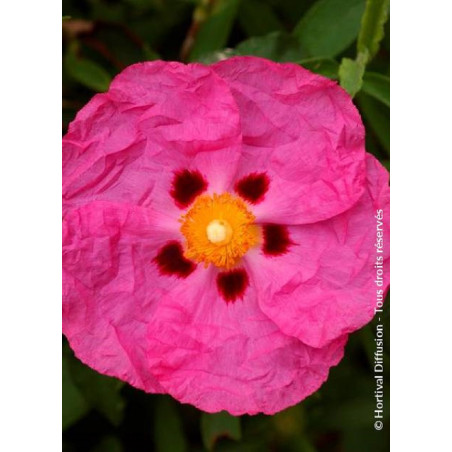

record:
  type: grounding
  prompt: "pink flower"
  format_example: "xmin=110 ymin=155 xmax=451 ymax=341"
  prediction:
xmin=63 ymin=57 xmax=390 ymax=415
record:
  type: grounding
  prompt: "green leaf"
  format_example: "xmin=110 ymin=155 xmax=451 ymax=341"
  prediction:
xmin=154 ymin=397 xmax=187 ymax=452
xmin=62 ymin=354 xmax=89 ymax=430
xmin=357 ymin=91 xmax=390 ymax=153
xmin=201 ymin=411 xmax=241 ymax=451
xmin=189 ymin=0 xmax=241 ymax=61
xmin=68 ymin=352 xmax=125 ymax=426
xmin=299 ymin=58 xmax=339 ymax=79
xmin=333 ymin=0 xmax=389 ymax=98
xmin=293 ymin=0 xmax=366 ymax=58
xmin=357 ymin=0 xmax=390 ymax=61
xmin=65 ymin=53 xmax=111 ymax=92
xmin=238 ymin=0 xmax=283 ymax=37
xmin=236 ymin=31 xmax=305 ymax=62
xmin=362 ymin=72 xmax=389 ymax=107
xmin=338 ymin=51 xmax=367 ymax=97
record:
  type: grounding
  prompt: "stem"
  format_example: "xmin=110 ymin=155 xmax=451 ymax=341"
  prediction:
xmin=180 ymin=0 xmax=214 ymax=62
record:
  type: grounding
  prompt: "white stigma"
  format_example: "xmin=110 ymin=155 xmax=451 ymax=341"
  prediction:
xmin=206 ymin=220 xmax=227 ymax=243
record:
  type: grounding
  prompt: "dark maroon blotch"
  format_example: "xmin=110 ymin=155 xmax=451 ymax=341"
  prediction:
xmin=154 ymin=241 xmax=196 ymax=278
xmin=234 ymin=172 xmax=269 ymax=204
xmin=171 ymin=169 xmax=208 ymax=208
xmin=216 ymin=269 xmax=249 ymax=303
xmin=262 ymin=224 xmax=292 ymax=256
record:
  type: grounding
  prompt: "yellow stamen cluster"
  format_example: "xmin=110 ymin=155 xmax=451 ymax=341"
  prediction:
xmin=180 ymin=193 xmax=259 ymax=269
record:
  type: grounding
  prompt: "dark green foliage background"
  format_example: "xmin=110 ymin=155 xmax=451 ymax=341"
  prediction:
xmin=62 ymin=1 xmax=390 ymax=450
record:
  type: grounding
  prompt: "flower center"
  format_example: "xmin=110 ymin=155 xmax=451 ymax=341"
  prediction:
xmin=180 ymin=193 xmax=259 ymax=269
xmin=206 ymin=219 xmax=232 ymax=244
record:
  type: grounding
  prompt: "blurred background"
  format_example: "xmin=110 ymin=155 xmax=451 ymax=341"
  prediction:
xmin=62 ymin=0 xmax=390 ymax=450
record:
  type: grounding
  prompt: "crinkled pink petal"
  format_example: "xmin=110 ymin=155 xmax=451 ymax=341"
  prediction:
xmin=212 ymin=56 xmax=366 ymax=224
xmin=246 ymin=154 xmax=389 ymax=348
xmin=63 ymin=200 xmax=185 ymax=392
xmin=63 ymin=61 xmax=242 ymax=215
xmin=144 ymin=265 xmax=347 ymax=415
